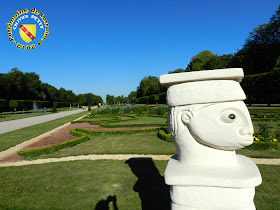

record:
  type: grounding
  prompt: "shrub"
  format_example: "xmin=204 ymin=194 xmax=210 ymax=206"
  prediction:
xmin=157 ymin=126 xmax=172 ymax=142
xmin=18 ymin=133 xmax=89 ymax=159
xmin=52 ymin=103 xmax=57 ymax=113
xmin=8 ymin=100 xmax=51 ymax=111
xmin=0 ymin=99 xmax=8 ymax=112
xmin=257 ymin=122 xmax=273 ymax=140
xmin=54 ymin=102 xmax=71 ymax=108
xmin=111 ymin=108 xmax=121 ymax=114
xmin=245 ymin=141 xmax=279 ymax=150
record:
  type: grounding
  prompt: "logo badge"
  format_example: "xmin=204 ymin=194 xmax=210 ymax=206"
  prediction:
xmin=19 ymin=24 xmax=36 ymax=43
xmin=6 ymin=8 xmax=49 ymax=50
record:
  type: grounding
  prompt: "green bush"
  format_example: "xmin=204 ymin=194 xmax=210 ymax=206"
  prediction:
xmin=245 ymin=141 xmax=279 ymax=150
xmin=52 ymin=103 xmax=57 ymax=113
xmin=111 ymin=108 xmax=121 ymax=114
xmin=257 ymin=122 xmax=273 ymax=139
xmin=251 ymin=118 xmax=279 ymax=122
xmin=99 ymin=123 xmax=164 ymax=128
xmin=9 ymin=100 xmax=50 ymax=111
xmin=54 ymin=102 xmax=71 ymax=108
xmin=19 ymin=128 xmax=90 ymax=159
xmin=157 ymin=126 xmax=172 ymax=142
xmin=242 ymin=71 xmax=280 ymax=104
xmin=0 ymin=99 xmax=8 ymax=112
xmin=136 ymin=92 xmax=167 ymax=105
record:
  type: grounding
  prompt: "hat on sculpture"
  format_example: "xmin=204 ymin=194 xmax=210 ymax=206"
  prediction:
xmin=159 ymin=68 xmax=246 ymax=106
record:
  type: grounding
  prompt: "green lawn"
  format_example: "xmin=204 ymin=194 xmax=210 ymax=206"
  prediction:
xmin=30 ymin=132 xmax=177 ymax=160
xmin=0 ymin=112 xmax=51 ymax=122
xmin=0 ymin=112 xmax=87 ymax=152
xmin=0 ymin=160 xmax=278 ymax=210
xmin=108 ymin=116 xmax=166 ymax=125
xmin=77 ymin=116 xmax=117 ymax=123
xmin=0 ymin=108 xmax=80 ymax=122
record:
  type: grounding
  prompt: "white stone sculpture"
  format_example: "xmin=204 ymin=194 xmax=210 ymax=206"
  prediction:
xmin=159 ymin=68 xmax=262 ymax=210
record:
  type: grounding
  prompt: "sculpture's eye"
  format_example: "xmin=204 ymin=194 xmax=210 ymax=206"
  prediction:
xmin=220 ymin=111 xmax=238 ymax=123
xmin=228 ymin=114 xmax=236 ymax=119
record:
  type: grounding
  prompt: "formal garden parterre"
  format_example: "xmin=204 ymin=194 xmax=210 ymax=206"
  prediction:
xmin=0 ymin=105 xmax=279 ymax=209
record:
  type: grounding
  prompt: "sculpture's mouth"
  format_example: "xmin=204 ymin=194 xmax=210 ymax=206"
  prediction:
xmin=240 ymin=139 xmax=253 ymax=147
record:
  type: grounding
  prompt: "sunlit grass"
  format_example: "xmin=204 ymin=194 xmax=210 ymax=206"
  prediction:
xmin=0 ymin=160 xmax=278 ymax=210
xmin=29 ymin=132 xmax=176 ymax=159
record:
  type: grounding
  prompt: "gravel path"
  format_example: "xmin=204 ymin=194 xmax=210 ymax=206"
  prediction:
xmin=0 ymin=109 xmax=87 ymax=134
xmin=0 ymin=114 xmax=88 ymax=161
xmin=0 ymin=155 xmax=279 ymax=167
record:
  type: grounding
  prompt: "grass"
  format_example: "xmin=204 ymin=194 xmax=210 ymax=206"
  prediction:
xmin=108 ymin=116 xmax=166 ymax=125
xmin=76 ymin=116 xmax=117 ymax=123
xmin=0 ymin=112 xmax=51 ymax=122
xmin=0 ymin=112 xmax=86 ymax=152
xmin=0 ymin=160 xmax=278 ymax=209
xmin=254 ymin=165 xmax=280 ymax=209
xmin=28 ymin=132 xmax=177 ymax=159
xmin=0 ymin=107 xmax=80 ymax=122
xmin=0 ymin=160 xmax=168 ymax=210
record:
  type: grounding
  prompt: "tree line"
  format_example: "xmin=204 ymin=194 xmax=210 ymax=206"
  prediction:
xmin=0 ymin=68 xmax=103 ymax=107
xmin=130 ymin=5 xmax=280 ymax=105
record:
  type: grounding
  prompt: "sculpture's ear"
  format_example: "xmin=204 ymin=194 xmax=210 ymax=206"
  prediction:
xmin=181 ymin=110 xmax=193 ymax=125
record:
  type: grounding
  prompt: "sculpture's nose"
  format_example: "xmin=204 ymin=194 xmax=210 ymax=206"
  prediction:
xmin=239 ymin=127 xmax=254 ymax=136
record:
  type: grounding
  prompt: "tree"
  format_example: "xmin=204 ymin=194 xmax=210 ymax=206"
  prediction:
xmin=106 ymin=94 xmax=114 ymax=104
xmin=168 ymin=68 xmax=185 ymax=74
xmin=78 ymin=94 xmax=87 ymax=105
xmin=127 ymin=91 xmax=137 ymax=103
xmin=186 ymin=51 xmax=216 ymax=71
xmin=274 ymin=56 xmax=280 ymax=71
xmin=0 ymin=68 xmax=103 ymax=108
xmin=136 ymin=76 xmax=163 ymax=98
xmin=228 ymin=5 xmax=280 ymax=74
xmin=185 ymin=51 xmax=232 ymax=72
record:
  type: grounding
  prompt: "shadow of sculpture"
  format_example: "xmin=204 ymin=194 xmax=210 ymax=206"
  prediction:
xmin=95 ymin=195 xmax=118 ymax=210
xmin=126 ymin=158 xmax=170 ymax=210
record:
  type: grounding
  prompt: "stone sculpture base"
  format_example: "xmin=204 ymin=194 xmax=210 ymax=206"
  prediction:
xmin=165 ymin=155 xmax=262 ymax=210
xmin=171 ymin=202 xmax=256 ymax=210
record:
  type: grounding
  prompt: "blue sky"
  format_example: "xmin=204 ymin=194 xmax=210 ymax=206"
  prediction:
xmin=1 ymin=0 xmax=279 ymax=101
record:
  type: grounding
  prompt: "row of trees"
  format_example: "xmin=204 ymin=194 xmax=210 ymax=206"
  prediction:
xmin=0 ymin=68 xmax=103 ymax=106
xmin=106 ymin=94 xmax=127 ymax=105
xmin=129 ymin=5 xmax=280 ymax=104
xmin=106 ymin=93 xmax=138 ymax=105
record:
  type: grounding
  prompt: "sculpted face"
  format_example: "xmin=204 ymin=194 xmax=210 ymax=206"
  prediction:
xmin=182 ymin=101 xmax=254 ymax=150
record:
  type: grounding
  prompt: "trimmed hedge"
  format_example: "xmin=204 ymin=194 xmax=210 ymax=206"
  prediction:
xmin=9 ymin=100 xmax=51 ymax=110
xmin=157 ymin=126 xmax=172 ymax=142
xmin=242 ymin=70 xmax=280 ymax=105
xmin=251 ymin=118 xmax=280 ymax=122
xmin=136 ymin=92 xmax=167 ymax=105
xmin=99 ymin=123 xmax=164 ymax=128
xmin=245 ymin=141 xmax=279 ymax=150
xmin=76 ymin=115 xmax=139 ymax=127
xmin=55 ymin=102 xmax=71 ymax=108
xmin=0 ymin=99 xmax=8 ymax=112
xmin=78 ymin=113 xmax=166 ymax=128
xmin=18 ymin=130 xmax=89 ymax=159
xmin=18 ymin=127 xmax=158 ymax=159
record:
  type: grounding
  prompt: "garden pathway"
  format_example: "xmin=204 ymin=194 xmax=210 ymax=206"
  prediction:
xmin=0 ymin=109 xmax=87 ymax=134
xmin=0 ymin=154 xmax=279 ymax=167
